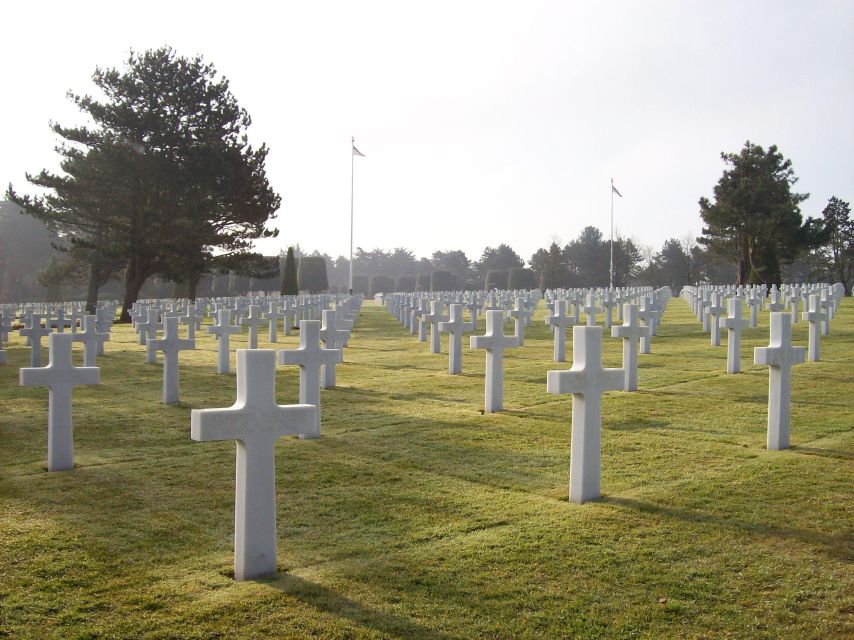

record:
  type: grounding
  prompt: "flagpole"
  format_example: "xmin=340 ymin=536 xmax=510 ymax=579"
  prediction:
xmin=349 ymin=136 xmax=355 ymax=293
xmin=610 ymin=178 xmax=614 ymax=290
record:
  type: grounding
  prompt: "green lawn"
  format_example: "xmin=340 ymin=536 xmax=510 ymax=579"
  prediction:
xmin=1 ymin=298 xmax=852 ymax=639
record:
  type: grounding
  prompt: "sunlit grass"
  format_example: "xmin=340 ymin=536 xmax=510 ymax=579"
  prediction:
xmin=1 ymin=298 xmax=852 ymax=638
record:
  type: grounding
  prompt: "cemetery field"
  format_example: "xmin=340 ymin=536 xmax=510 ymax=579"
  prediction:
xmin=1 ymin=299 xmax=853 ymax=639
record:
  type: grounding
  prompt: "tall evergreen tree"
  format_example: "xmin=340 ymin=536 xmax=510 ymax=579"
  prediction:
xmin=821 ymin=196 xmax=854 ymax=294
xmin=8 ymin=47 xmax=280 ymax=319
xmin=535 ymin=242 xmax=570 ymax=290
xmin=281 ymin=247 xmax=299 ymax=295
xmin=698 ymin=141 xmax=813 ymax=285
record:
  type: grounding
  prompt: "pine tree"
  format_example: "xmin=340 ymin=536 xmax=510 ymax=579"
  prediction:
xmin=698 ymin=141 xmax=813 ymax=285
xmin=8 ymin=47 xmax=280 ymax=319
xmin=281 ymin=247 xmax=299 ymax=295
xmin=821 ymin=196 xmax=854 ymax=294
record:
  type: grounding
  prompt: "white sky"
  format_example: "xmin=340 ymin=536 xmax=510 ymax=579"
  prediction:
xmin=2 ymin=1 xmax=852 ymax=263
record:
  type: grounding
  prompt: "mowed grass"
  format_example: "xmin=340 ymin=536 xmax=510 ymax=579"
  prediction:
xmin=1 ymin=298 xmax=852 ymax=639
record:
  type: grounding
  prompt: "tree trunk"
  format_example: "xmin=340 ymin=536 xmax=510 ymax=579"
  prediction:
xmin=120 ymin=258 xmax=147 ymax=323
xmin=188 ymin=273 xmax=200 ymax=302
xmin=85 ymin=264 xmax=101 ymax=315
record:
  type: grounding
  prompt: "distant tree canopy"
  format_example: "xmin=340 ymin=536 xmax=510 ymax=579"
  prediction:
xmin=531 ymin=242 xmax=570 ymax=291
xmin=369 ymin=274 xmax=394 ymax=296
xmin=485 ymin=269 xmax=509 ymax=290
xmin=430 ymin=270 xmax=457 ymax=292
xmin=7 ymin=47 xmax=279 ymax=317
xmin=698 ymin=141 xmax=823 ymax=286
xmin=394 ymin=274 xmax=417 ymax=292
xmin=508 ymin=267 xmax=537 ymax=290
xmin=476 ymin=244 xmax=524 ymax=279
xmin=297 ymin=256 xmax=328 ymax=293
xmin=431 ymin=250 xmax=471 ymax=284
xmin=636 ymin=239 xmax=693 ymax=291
xmin=0 ymin=201 xmax=63 ymax=302
xmin=820 ymin=196 xmax=854 ymax=294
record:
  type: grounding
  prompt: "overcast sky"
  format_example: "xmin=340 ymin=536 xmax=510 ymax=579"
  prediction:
xmin=2 ymin=1 xmax=852 ymax=263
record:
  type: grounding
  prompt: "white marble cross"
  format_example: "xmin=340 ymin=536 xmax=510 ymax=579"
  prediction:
xmin=720 ymin=297 xmax=747 ymax=374
xmin=0 ymin=313 xmax=11 ymax=364
xmin=49 ymin=308 xmax=73 ymax=333
xmin=546 ymin=300 xmax=574 ymax=362
xmin=718 ymin=296 xmax=748 ymax=373
xmin=766 ymin=288 xmax=785 ymax=312
xmin=282 ymin=301 xmax=298 ymax=336
xmin=141 ymin=309 xmax=163 ymax=362
xmin=788 ymin=286 xmax=802 ymax=324
xmin=96 ymin=307 xmax=114 ymax=337
xmin=319 ymin=310 xmax=348 ymax=387
xmin=754 ymin=312 xmax=806 ymax=451
xmin=818 ymin=291 xmax=832 ymax=336
xmin=611 ymin=303 xmax=650 ymax=391
xmin=266 ymin=304 xmax=282 ymax=343
xmin=191 ymin=349 xmax=317 ymax=580
xmin=801 ymin=294 xmax=826 ymax=362
xmin=19 ymin=314 xmax=51 ymax=367
xmin=582 ymin=292 xmax=600 ymax=327
xmin=470 ymin=309 xmax=519 ymax=412
xmin=746 ymin=291 xmax=762 ymax=328
xmin=707 ymin=293 xmax=726 ymax=346
xmin=208 ymin=309 xmax=243 ymax=374
xmin=72 ymin=315 xmax=110 ymax=367
xmin=637 ymin=298 xmax=655 ymax=354
xmin=245 ymin=305 xmax=268 ymax=349
xmin=278 ymin=320 xmax=341 ymax=434
xmin=547 ymin=326 xmax=623 ymax=504
xmin=509 ymin=297 xmax=532 ymax=346
xmin=438 ymin=303 xmax=466 ymax=375
xmin=600 ymin=290 xmax=616 ymax=328
xmin=422 ymin=301 xmax=447 ymax=355
xmin=148 ymin=316 xmax=196 ymax=404
xmin=179 ymin=304 xmax=203 ymax=339
xmin=20 ymin=332 xmax=100 ymax=471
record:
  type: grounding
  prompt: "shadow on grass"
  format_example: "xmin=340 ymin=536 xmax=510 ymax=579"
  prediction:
xmin=600 ymin=495 xmax=853 ymax=562
xmin=790 ymin=445 xmax=854 ymax=461
xmin=266 ymin=573 xmax=455 ymax=640
xmin=605 ymin=418 xmax=671 ymax=431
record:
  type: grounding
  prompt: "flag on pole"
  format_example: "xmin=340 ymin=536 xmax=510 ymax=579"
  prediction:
xmin=612 ymin=184 xmax=623 ymax=197
xmin=352 ymin=144 xmax=366 ymax=157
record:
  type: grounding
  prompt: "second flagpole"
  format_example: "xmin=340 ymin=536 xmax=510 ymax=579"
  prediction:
xmin=610 ymin=178 xmax=614 ymax=290
xmin=349 ymin=137 xmax=355 ymax=293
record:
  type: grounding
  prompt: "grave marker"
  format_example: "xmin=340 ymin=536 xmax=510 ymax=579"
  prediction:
xmin=20 ymin=333 xmax=99 ymax=471
xmin=278 ymin=320 xmax=341 ymax=434
xmin=148 ymin=316 xmax=196 ymax=404
xmin=72 ymin=315 xmax=110 ymax=367
xmin=754 ymin=312 xmax=806 ymax=451
xmin=547 ymin=326 xmax=623 ymax=504
xmin=191 ymin=349 xmax=317 ymax=580
xmin=470 ymin=310 xmax=519 ymax=412
xmin=611 ymin=303 xmax=649 ymax=391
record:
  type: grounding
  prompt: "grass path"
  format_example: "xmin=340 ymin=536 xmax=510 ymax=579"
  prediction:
xmin=1 ymin=298 xmax=852 ymax=639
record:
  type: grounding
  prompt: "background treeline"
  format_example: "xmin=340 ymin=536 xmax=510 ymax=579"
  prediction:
xmin=6 ymin=205 xmax=846 ymax=303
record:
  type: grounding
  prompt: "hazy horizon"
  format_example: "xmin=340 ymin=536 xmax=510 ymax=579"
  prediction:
xmin=2 ymin=1 xmax=852 ymax=261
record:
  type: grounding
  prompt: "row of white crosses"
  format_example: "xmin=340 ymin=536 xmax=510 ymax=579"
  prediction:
xmin=544 ymin=294 xmax=674 ymax=505
xmin=386 ymin=287 xmax=671 ymax=419
xmin=13 ymin=292 xmax=359 ymax=581
xmin=191 ymin=311 xmax=352 ymax=580
xmin=682 ymin=283 xmax=840 ymax=370
xmin=682 ymin=283 xmax=846 ymax=450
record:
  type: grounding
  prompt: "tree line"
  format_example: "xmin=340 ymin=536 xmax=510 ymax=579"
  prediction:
xmin=5 ymin=47 xmax=853 ymax=308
